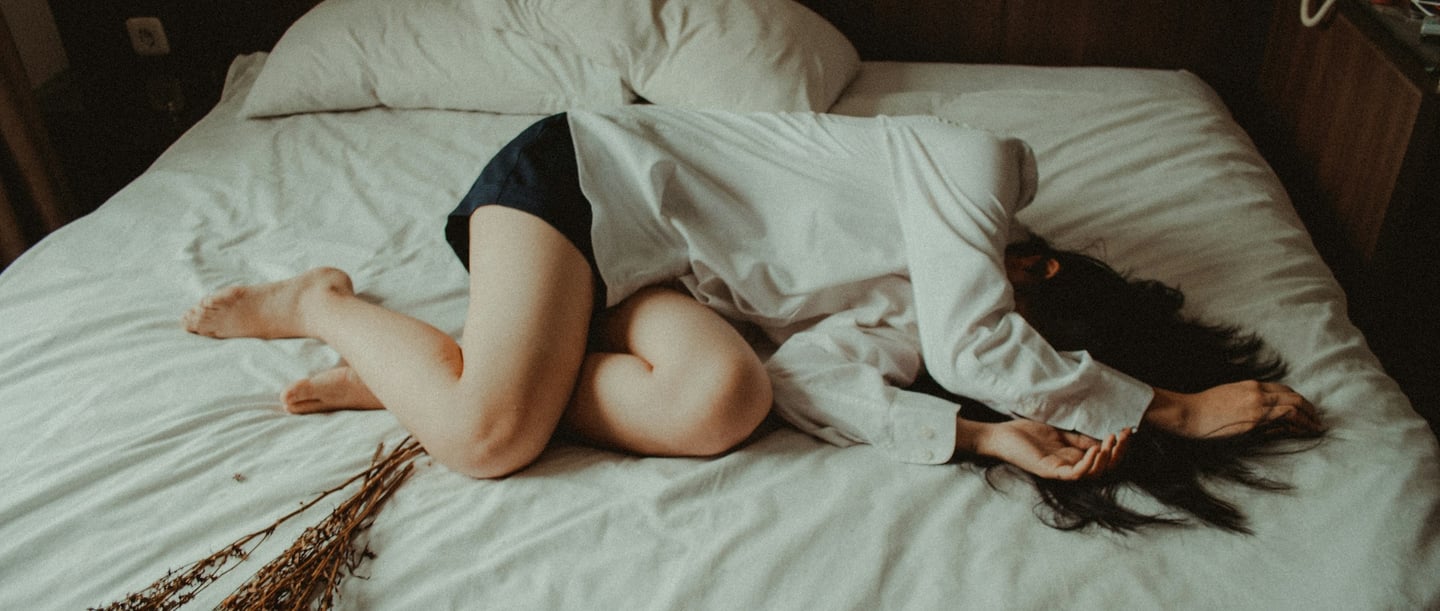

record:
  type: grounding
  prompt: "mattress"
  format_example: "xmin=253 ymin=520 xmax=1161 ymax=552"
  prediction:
xmin=0 ymin=55 xmax=1436 ymax=609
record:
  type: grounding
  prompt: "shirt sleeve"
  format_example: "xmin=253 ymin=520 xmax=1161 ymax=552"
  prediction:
xmin=764 ymin=280 xmax=961 ymax=465
xmin=884 ymin=119 xmax=1152 ymax=439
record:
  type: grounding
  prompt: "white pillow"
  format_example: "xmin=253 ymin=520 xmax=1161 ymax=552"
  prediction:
xmin=499 ymin=0 xmax=861 ymax=112
xmin=241 ymin=0 xmax=633 ymax=118
xmin=244 ymin=0 xmax=860 ymax=117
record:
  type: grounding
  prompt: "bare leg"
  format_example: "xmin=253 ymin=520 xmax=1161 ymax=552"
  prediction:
xmin=277 ymin=287 xmax=773 ymax=457
xmin=184 ymin=207 xmax=594 ymax=478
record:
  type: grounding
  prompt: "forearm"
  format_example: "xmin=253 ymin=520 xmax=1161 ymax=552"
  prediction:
xmin=953 ymin=387 xmax=1200 ymax=451
xmin=1138 ymin=381 xmax=1321 ymax=439
xmin=955 ymin=388 xmax=1189 ymax=454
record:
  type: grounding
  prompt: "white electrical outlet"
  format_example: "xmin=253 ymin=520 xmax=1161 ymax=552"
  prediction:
xmin=125 ymin=17 xmax=170 ymax=56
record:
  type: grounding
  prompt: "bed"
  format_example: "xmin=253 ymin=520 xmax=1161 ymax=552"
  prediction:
xmin=2 ymin=0 xmax=1438 ymax=608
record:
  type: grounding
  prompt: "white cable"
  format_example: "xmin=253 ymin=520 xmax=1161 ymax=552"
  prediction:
xmin=1301 ymin=0 xmax=1339 ymax=27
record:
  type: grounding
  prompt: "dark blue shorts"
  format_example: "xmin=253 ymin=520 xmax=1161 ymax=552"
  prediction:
xmin=446 ymin=113 xmax=606 ymax=309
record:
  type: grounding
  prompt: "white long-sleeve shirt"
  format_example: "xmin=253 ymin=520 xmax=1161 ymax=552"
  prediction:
xmin=567 ymin=108 xmax=1152 ymax=464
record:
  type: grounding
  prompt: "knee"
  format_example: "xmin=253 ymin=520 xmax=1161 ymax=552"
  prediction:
xmin=448 ymin=432 xmax=546 ymax=480
xmin=448 ymin=443 xmax=540 ymax=480
xmin=433 ymin=398 xmax=551 ymax=480
xmin=677 ymin=351 xmax=772 ymax=457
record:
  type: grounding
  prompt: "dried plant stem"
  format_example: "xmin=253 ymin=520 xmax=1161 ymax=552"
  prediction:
xmin=93 ymin=437 xmax=426 ymax=611
xmin=220 ymin=438 xmax=423 ymax=609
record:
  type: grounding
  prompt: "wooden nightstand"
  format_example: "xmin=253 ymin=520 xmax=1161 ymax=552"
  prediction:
xmin=1256 ymin=0 xmax=1439 ymax=431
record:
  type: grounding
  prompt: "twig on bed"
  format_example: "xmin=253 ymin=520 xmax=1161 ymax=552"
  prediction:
xmin=220 ymin=437 xmax=423 ymax=609
xmin=92 ymin=437 xmax=426 ymax=611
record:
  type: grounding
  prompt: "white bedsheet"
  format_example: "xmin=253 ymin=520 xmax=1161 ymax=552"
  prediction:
xmin=0 ymin=55 xmax=1436 ymax=609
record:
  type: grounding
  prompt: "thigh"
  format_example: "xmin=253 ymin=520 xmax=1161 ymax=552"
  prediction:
xmin=591 ymin=286 xmax=749 ymax=366
xmin=566 ymin=287 xmax=772 ymax=456
xmin=455 ymin=206 xmax=596 ymax=458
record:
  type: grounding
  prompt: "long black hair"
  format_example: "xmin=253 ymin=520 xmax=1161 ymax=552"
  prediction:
xmin=916 ymin=236 xmax=1325 ymax=534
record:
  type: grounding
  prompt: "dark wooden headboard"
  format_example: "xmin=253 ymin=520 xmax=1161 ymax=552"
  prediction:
xmin=795 ymin=0 xmax=1273 ymax=109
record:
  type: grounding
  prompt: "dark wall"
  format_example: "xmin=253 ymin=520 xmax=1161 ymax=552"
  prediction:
xmin=46 ymin=0 xmax=316 ymax=121
xmin=41 ymin=0 xmax=319 ymax=210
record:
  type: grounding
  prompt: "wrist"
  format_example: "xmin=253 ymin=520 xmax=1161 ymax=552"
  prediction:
xmin=1142 ymin=386 xmax=1189 ymax=432
xmin=954 ymin=417 xmax=993 ymax=456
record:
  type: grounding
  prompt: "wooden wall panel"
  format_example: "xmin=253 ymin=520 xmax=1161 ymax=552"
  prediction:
xmin=797 ymin=0 xmax=1271 ymax=109
xmin=798 ymin=0 xmax=1007 ymax=63
xmin=1260 ymin=0 xmax=1423 ymax=263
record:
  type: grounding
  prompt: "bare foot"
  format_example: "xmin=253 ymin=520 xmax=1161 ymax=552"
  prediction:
xmin=182 ymin=267 xmax=353 ymax=339
xmin=283 ymin=366 xmax=384 ymax=414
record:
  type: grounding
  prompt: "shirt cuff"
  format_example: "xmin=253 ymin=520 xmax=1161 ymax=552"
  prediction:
xmin=1033 ymin=360 xmax=1152 ymax=439
xmin=883 ymin=391 xmax=963 ymax=465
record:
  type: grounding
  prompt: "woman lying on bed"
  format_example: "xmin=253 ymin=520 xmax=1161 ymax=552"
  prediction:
xmin=183 ymin=108 xmax=1322 ymax=531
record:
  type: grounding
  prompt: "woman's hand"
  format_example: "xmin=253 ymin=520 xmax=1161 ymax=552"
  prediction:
xmin=965 ymin=418 xmax=1131 ymax=480
xmin=1144 ymin=380 xmax=1322 ymax=439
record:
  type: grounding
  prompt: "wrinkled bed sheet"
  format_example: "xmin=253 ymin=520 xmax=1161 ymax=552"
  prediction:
xmin=0 ymin=56 xmax=1436 ymax=609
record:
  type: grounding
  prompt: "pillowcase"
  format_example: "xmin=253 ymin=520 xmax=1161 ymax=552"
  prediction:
xmin=242 ymin=0 xmax=633 ymax=118
xmin=244 ymin=0 xmax=860 ymax=118
xmin=501 ymin=0 xmax=861 ymax=112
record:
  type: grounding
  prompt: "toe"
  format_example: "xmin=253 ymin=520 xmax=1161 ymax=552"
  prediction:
xmin=281 ymin=378 xmax=313 ymax=406
xmin=285 ymin=399 xmax=325 ymax=415
xmin=182 ymin=307 xmax=212 ymax=336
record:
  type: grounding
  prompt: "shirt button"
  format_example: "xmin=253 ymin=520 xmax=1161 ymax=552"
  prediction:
xmin=919 ymin=425 xmax=937 ymax=440
xmin=918 ymin=450 xmax=935 ymax=462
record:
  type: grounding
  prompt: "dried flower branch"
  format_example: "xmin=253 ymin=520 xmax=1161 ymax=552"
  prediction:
xmin=93 ymin=437 xmax=426 ymax=611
